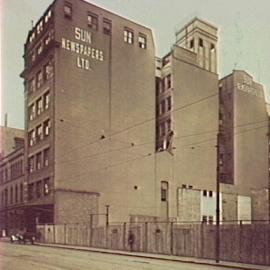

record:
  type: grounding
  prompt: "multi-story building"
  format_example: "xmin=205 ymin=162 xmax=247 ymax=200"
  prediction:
xmin=21 ymin=0 xmax=156 ymax=228
xmin=219 ymin=70 xmax=269 ymax=222
xmin=0 ymin=126 xmax=25 ymax=234
xmin=155 ymin=18 xmax=219 ymax=222
xmin=20 ymin=0 xmax=269 ymax=228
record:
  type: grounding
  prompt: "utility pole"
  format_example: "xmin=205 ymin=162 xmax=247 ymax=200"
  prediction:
xmin=216 ymin=132 xmax=221 ymax=263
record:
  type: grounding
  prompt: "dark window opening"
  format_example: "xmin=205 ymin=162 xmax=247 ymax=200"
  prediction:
xmin=64 ymin=2 xmax=72 ymax=18
xmin=88 ymin=13 xmax=98 ymax=30
xmin=103 ymin=19 xmax=111 ymax=35
xmin=199 ymin=38 xmax=203 ymax=47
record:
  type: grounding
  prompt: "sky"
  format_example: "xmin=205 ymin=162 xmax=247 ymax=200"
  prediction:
xmin=1 ymin=0 xmax=270 ymax=129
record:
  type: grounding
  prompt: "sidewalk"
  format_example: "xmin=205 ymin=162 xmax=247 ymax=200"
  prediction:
xmin=36 ymin=242 xmax=270 ymax=270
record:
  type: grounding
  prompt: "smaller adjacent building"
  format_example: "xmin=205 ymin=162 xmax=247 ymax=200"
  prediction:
xmin=0 ymin=126 xmax=25 ymax=235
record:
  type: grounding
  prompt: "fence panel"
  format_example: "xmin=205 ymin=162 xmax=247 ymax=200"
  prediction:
xmin=37 ymin=222 xmax=270 ymax=266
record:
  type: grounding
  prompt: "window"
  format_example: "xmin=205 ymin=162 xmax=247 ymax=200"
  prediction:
xmin=29 ymin=78 xmax=36 ymax=93
xmin=37 ymin=42 xmax=44 ymax=55
xmin=36 ymin=125 xmax=43 ymax=142
xmin=209 ymin=190 xmax=213 ymax=197
xmin=45 ymin=10 xmax=52 ymax=23
xmin=43 ymin=148 xmax=49 ymax=167
xmin=10 ymin=187 xmax=13 ymax=205
xmin=64 ymin=2 xmax=72 ymax=18
xmin=44 ymin=119 xmax=51 ymax=137
xmin=138 ymin=34 xmax=147 ymax=49
xmin=36 ymin=70 xmax=43 ymax=88
xmin=87 ymin=13 xmax=98 ymax=30
xmin=166 ymin=74 xmax=172 ymax=89
xmin=167 ymin=96 xmax=172 ymax=111
xmin=161 ymin=181 xmax=168 ymax=202
xmin=190 ymin=39 xmax=194 ymax=49
xmin=44 ymin=91 xmax=50 ymax=110
xmin=37 ymin=20 xmax=43 ymax=34
xmin=28 ymin=156 xmax=35 ymax=173
xmin=211 ymin=43 xmax=215 ymax=51
xmin=44 ymin=62 xmax=53 ymax=80
xmin=160 ymin=100 xmax=166 ymax=115
xmin=29 ymin=129 xmax=36 ymax=146
xmin=36 ymin=181 xmax=42 ymax=198
xmin=28 ymin=183 xmax=34 ymax=200
xmin=208 ymin=216 xmax=214 ymax=224
xmin=124 ymin=29 xmax=134 ymax=44
xmin=20 ymin=183 xmax=23 ymax=202
xmin=199 ymin=38 xmax=203 ymax=47
xmin=159 ymin=122 xmax=166 ymax=136
xmin=202 ymin=215 xmax=207 ymax=223
xmin=36 ymin=152 xmax=42 ymax=170
xmin=203 ymin=190 xmax=207 ymax=196
xmin=15 ymin=185 xmax=18 ymax=204
xmin=166 ymin=119 xmax=171 ymax=133
xmin=37 ymin=98 xmax=43 ymax=115
xmin=29 ymin=103 xmax=36 ymax=121
xmin=103 ymin=19 xmax=111 ymax=35
xmin=162 ymin=55 xmax=170 ymax=66
xmin=44 ymin=178 xmax=50 ymax=196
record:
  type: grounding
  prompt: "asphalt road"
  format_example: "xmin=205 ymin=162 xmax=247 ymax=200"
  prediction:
xmin=0 ymin=242 xmax=250 ymax=270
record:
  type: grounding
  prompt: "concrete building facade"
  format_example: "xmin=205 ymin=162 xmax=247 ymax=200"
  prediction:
xmin=21 ymin=0 xmax=157 ymax=227
xmin=219 ymin=70 xmax=269 ymax=221
xmin=155 ymin=18 xmax=219 ymax=222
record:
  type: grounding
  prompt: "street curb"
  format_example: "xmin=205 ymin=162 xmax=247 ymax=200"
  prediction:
xmin=36 ymin=243 xmax=266 ymax=270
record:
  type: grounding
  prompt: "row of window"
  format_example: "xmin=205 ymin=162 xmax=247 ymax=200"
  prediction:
xmin=189 ymin=38 xmax=215 ymax=51
xmin=64 ymin=2 xmax=112 ymax=35
xmin=29 ymin=9 xmax=52 ymax=43
xmin=202 ymin=190 xmax=213 ymax=197
xmin=1 ymin=183 xmax=24 ymax=207
xmin=123 ymin=29 xmax=147 ymax=49
xmin=157 ymin=75 xmax=172 ymax=95
xmin=0 ymin=160 xmax=24 ymax=184
xmin=28 ymin=91 xmax=50 ymax=121
xmin=29 ymin=29 xmax=54 ymax=64
xmin=28 ymin=61 xmax=54 ymax=94
xmin=28 ymin=178 xmax=50 ymax=201
xmin=28 ymin=119 xmax=51 ymax=147
xmin=63 ymin=2 xmax=147 ymax=49
xmin=28 ymin=148 xmax=50 ymax=173
xmin=202 ymin=215 xmax=214 ymax=224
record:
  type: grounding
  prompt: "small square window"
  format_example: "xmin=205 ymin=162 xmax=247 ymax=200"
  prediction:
xmin=88 ymin=13 xmax=98 ymax=30
xmin=209 ymin=190 xmax=213 ymax=197
xmin=138 ymin=34 xmax=147 ymax=49
xmin=124 ymin=29 xmax=134 ymax=44
xmin=202 ymin=215 xmax=207 ymax=223
xmin=203 ymin=190 xmax=207 ymax=196
xmin=103 ymin=19 xmax=111 ymax=35
xmin=64 ymin=3 xmax=72 ymax=18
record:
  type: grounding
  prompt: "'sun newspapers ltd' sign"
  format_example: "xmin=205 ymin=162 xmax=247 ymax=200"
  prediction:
xmin=61 ymin=27 xmax=104 ymax=71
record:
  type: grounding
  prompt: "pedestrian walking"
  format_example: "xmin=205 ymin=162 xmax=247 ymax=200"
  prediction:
xmin=128 ymin=230 xmax=135 ymax=252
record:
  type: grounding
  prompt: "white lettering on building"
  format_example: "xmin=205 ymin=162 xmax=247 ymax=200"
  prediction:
xmin=61 ymin=26 xmax=104 ymax=71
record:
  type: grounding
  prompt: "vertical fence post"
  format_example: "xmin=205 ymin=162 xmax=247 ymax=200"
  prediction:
xmin=201 ymin=221 xmax=204 ymax=258
xmin=89 ymin=214 xmax=93 ymax=247
xmin=123 ymin=222 xmax=126 ymax=251
xmin=144 ymin=222 xmax=148 ymax=252
xmin=53 ymin=224 xmax=56 ymax=244
xmin=64 ymin=224 xmax=66 ymax=245
xmin=170 ymin=222 xmax=174 ymax=255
